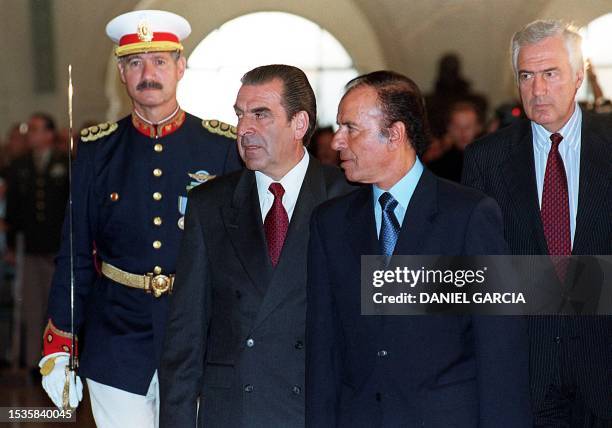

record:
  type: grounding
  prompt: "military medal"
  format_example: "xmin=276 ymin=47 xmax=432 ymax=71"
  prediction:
xmin=178 ymin=170 xmax=217 ymax=230
xmin=177 ymin=196 xmax=187 ymax=230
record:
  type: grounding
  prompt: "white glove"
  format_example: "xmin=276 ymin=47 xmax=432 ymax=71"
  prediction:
xmin=39 ymin=352 xmax=83 ymax=409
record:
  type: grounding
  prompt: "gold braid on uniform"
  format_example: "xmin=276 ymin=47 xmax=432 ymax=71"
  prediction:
xmin=80 ymin=122 xmax=118 ymax=142
xmin=202 ymin=119 xmax=237 ymax=139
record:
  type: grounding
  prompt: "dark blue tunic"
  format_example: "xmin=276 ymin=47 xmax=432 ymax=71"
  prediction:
xmin=46 ymin=112 xmax=241 ymax=394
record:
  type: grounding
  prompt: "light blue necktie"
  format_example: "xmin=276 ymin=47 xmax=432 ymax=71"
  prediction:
xmin=379 ymin=192 xmax=400 ymax=256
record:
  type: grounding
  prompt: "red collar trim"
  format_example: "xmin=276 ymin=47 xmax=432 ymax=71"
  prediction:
xmin=131 ymin=109 xmax=186 ymax=138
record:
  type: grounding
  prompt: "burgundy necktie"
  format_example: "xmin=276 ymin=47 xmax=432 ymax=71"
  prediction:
xmin=541 ymin=132 xmax=571 ymax=256
xmin=264 ymin=183 xmax=289 ymax=267
xmin=541 ymin=133 xmax=571 ymax=281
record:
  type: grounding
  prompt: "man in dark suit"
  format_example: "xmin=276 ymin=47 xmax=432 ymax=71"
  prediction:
xmin=159 ymin=64 xmax=352 ymax=427
xmin=5 ymin=113 xmax=68 ymax=377
xmin=306 ymin=71 xmax=532 ymax=427
xmin=463 ymin=20 xmax=612 ymax=427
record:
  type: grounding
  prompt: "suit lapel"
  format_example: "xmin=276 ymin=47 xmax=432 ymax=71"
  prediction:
xmin=251 ymin=156 xmax=326 ymax=329
xmin=573 ymin=114 xmax=612 ymax=254
xmin=501 ymin=122 xmax=548 ymax=253
xmin=393 ymin=169 xmax=437 ymax=255
xmin=346 ymin=186 xmax=379 ymax=262
xmin=221 ymin=170 xmax=272 ymax=295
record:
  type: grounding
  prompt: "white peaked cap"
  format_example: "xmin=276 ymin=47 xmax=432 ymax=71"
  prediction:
xmin=106 ymin=10 xmax=191 ymax=57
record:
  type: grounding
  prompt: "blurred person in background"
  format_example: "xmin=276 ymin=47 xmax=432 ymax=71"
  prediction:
xmin=428 ymin=101 xmax=483 ymax=182
xmin=4 ymin=112 xmax=69 ymax=379
xmin=425 ymin=53 xmax=488 ymax=139
xmin=308 ymin=126 xmax=339 ymax=166
xmin=0 ymin=123 xmax=29 ymax=172
xmin=485 ymin=101 xmax=526 ymax=134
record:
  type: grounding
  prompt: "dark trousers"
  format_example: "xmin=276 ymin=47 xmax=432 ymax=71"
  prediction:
xmin=532 ymin=318 xmax=611 ymax=428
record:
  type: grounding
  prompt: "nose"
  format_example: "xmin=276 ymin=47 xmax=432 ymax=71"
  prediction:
xmin=236 ymin=116 xmax=255 ymax=138
xmin=142 ymin=59 xmax=156 ymax=80
xmin=331 ymin=129 xmax=346 ymax=151
xmin=533 ymin=73 xmax=547 ymax=97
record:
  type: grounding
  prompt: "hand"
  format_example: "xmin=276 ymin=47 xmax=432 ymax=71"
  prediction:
xmin=39 ymin=352 xmax=83 ymax=409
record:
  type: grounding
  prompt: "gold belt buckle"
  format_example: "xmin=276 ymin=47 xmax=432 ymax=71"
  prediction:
xmin=146 ymin=273 xmax=173 ymax=297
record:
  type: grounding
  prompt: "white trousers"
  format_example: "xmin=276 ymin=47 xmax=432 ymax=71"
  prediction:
xmin=86 ymin=372 xmax=159 ymax=428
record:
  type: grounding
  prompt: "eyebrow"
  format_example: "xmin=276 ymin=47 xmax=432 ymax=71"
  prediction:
xmin=251 ymin=107 xmax=271 ymax=114
xmin=338 ymin=119 xmax=356 ymax=127
xmin=518 ymin=67 xmax=559 ymax=74
xmin=234 ymin=105 xmax=272 ymax=114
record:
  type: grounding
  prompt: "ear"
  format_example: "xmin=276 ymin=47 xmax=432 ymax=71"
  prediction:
xmin=292 ymin=110 xmax=309 ymax=141
xmin=176 ymin=55 xmax=187 ymax=81
xmin=386 ymin=121 xmax=406 ymax=151
xmin=117 ymin=61 xmax=127 ymax=85
xmin=575 ymin=68 xmax=585 ymax=91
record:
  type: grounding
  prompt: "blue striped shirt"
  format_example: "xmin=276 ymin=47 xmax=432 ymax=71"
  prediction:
xmin=531 ymin=104 xmax=581 ymax=247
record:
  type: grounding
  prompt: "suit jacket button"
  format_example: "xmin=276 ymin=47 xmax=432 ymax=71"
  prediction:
xmin=554 ymin=336 xmax=562 ymax=344
xmin=294 ymin=340 xmax=304 ymax=350
xmin=244 ymin=384 xmax=254 ymax=393
xmin=246 ymin=338 xmax=255 ymax=348
xmin=292 ymin=385 xmax=302 ymax=395
xmin=377 ymin=350 xmax=388 ymax=357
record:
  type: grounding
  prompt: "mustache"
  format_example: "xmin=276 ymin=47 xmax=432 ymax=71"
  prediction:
xmin=136 ymin=80 xmax=163 ymax=91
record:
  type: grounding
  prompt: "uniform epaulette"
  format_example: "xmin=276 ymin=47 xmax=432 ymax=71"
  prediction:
xmin=202 ymin=119 xmax=237 ymax=139
xmin=80 ymin=122 xmax=118 ymax=142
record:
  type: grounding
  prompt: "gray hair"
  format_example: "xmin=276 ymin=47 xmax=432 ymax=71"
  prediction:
xmin=511 ymin=20 xmax=583 ymax=81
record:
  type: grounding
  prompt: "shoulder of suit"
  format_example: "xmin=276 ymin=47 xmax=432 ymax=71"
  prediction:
xmin=188 ymin=169 xmax=242 ymax=205
xmin=80 ymin=121 xmax=118 ymax=142
xmin=202 ymin=119 xmax=237 ymax=140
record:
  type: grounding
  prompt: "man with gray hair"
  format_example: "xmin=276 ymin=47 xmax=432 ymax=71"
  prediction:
xmin=463 ymin=19 xmax=612 ymax=427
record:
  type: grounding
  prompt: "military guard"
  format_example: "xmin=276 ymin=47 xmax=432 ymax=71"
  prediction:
xmin=38 ymin=10 xmax=241 ymax=427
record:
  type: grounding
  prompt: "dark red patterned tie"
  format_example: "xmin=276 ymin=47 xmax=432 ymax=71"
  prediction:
xmin=541 ymin=133 xmax=571 ymax=256
xmin=541 ymin=133 xmax=571 ymax=281
xmin=264 ymin=183 xmax=289 ymax=267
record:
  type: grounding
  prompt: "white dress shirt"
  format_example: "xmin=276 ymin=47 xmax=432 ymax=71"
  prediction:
xmin=531 ymin=103 xmax=581 ymax=246
xmin=255 ymin=149 xmax=310 ymax=222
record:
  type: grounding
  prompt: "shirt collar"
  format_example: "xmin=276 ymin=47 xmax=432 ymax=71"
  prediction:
xmin=373 ymin=157 xmax=424 ymax=210
xmin=255 ymin=148 xmax=309 ymax=198
xmin=532 ymin=102 xmax=581 ymax=151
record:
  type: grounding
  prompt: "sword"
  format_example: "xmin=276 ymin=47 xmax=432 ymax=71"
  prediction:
xmin=63 ymin=64 xmax=76 ymax=409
